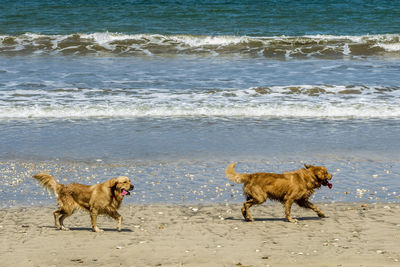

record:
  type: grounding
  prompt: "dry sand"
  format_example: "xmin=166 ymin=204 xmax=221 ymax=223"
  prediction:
xmin=0 ymin=203 xmax=399 ymax=267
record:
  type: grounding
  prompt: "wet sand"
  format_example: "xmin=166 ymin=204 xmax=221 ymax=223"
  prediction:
xmin=1 ymin=203 xmax=399 ymax=266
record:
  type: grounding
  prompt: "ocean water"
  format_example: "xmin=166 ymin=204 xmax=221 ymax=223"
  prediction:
xmin=1 ymin=0 xmax=400 ymax=207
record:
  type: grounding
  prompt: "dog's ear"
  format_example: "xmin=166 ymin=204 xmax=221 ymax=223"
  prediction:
xmin=311 ymin=167 xmax=328 ymax=180
xmin=304 ymin=164 xmax=312 ymax=169
xmin=106 ymin=178 xmax=118 ymax=188
xmin=314 ymin=169 xmax=324 ymax=180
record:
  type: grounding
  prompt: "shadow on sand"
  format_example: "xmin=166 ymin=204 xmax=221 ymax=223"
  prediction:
xmin=224 ymin=216 xmax=327 ymax=222
xmin=40 ymin=225 xmax=133 ymax=232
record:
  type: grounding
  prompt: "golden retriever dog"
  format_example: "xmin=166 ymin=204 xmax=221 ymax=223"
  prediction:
xmin=226 ymin=163 xmax=332 ymax=222
xmin=33 ymin=173 xmax=134 ymax=232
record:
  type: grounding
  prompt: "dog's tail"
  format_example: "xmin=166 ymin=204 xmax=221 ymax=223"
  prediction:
xmin=33 ymin=173 xmax=62 ymax=197
xmin=225 ymin=163 xmax=250 ymax=184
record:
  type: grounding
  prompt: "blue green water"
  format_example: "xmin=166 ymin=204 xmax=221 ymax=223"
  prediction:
xmin=2 ymin=0 xmax=400 ymax=35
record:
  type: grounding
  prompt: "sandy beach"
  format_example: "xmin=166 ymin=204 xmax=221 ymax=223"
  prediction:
xmin=1 ymin=203 xmax=399 ymax=267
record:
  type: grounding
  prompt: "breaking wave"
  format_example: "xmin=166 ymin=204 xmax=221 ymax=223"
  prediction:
xmin=1 ymin=33 xmax=399 ymax=58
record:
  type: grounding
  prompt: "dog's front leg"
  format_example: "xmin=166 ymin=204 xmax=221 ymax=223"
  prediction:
xmin=295 ymin=199 xmax=326 ymax=218
xmin=109 ymin=211 xmax=123 ymax=231
xmin=90 ymin=210 xmax=103 ymax=232
xmin=284 ymin=199 xmax=297 ymax=223
xmin=305 ymin=200 xmax=325 ymax=218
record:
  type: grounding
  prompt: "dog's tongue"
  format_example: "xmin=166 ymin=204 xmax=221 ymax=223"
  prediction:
xmin=121 ymin=189 xmax=129 ymax=196
xmin=327 ymin=182 xmax=333 ymax=189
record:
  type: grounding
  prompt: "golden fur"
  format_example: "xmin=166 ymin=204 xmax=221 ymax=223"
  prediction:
xmin=33 ymin=173 xmax=134 ymax=232
xmin=226 ymin=163 xmax=332 ymax=222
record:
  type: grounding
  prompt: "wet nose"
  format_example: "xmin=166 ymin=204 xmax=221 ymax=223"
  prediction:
xmin=130 ymin=184 xmax=134 ymax=190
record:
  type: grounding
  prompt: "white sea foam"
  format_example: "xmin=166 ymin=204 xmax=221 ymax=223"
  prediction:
xmin=1 ymin=85 xmax=399 ymax=120
xmin=1 ymin=103 xmax=399 ymax=119
xmin=375 ymin=43 xmax=400 ymax=52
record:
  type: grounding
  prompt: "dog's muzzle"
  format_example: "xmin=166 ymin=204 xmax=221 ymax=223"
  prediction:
xmin=322 ymin=179 xmax=333 ymax=189
xmin=121 ymin=185 xmax=134 ymax=196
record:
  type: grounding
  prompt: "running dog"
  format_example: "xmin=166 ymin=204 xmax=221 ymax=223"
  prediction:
xmin=226 ymin=163 xmax=332 ymax=222
xmin=33 ymin=173 xmax=134 ymax=232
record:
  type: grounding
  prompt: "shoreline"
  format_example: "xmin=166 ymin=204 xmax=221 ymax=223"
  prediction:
xmin=1 ymin=158 xmax=400 ymax=208
xmin=1 ymin=203 xmax=399 ymax=266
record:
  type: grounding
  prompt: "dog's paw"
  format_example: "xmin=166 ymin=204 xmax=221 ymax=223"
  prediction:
xmin=61 ymin=226 xmax=70 ymax=231
xmin=318 ymin=213 xmax=326 ymax=218
xmin=244 ymin=217 xmax=254 ymax=222
xmin=93 ymin=227 xmax=104 ymax=233
xmin=287 ymin=218 xmax=298 ymax=223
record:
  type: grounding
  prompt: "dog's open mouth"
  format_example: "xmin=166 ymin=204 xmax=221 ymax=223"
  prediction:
xmin=322 ymin=180 xmax=333 ymax=189
xmin=121 ymin=189 xmax=131 ymax=196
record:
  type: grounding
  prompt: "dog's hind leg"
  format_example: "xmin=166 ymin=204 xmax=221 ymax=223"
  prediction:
xmin=54 ymin=208 xmax=73 ymax=230
xmin=241 ymin=198 xmax=256 ymax=222
xmin=59 ymin=213 xmax=72 ymax=230
xmin=241 ymin=186 xmax=267 ymax=222
xmin=53 ymin=209 xmax=72 ymax=230
xmin=241 ymin=194 xmax=266 ymax=222
xmin=53 ymin=209 xmax=62 ymax=229
xmin=296 ymin=199 xmax=326 ymax=218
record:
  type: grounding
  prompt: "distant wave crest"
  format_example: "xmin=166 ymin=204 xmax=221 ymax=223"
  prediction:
xmin=1 ymin=85 xmax=400 ymax=120
xmin=0 ymin=33 xmax=399 ymax=58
